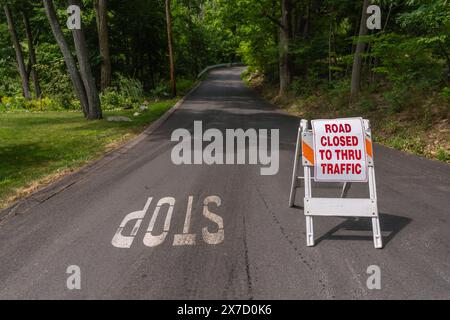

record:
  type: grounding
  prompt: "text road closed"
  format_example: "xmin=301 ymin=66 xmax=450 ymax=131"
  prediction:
xmin=311 ymin=118 xmax=368 ymax=182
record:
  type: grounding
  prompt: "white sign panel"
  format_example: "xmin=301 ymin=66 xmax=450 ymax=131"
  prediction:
xmin=311 ymin=118 xmax=367 ymax=182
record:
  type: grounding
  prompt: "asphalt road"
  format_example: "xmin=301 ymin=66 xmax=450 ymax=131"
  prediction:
xmin=1 ymin=67 xmax=449 ymax=299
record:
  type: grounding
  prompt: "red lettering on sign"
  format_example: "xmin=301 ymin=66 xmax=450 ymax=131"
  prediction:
xmin=320 ymin=136 xmax=358 ymax=147
xmin=324 ymin=123 xmax=352 ymax=133
xmin=313 ymin=119 xmax=367 ymax=182
xmin=320 ymin=163 xmax=362 ymax=175
xmin=335 ymin=149 xmax=362 ymax=160
xmin=318 ymin=149 xmax=332 ymax=160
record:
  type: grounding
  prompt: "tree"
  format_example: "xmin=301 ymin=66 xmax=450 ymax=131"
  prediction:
xmin=278 ymin=0 xmax=293 ymax=96
xmin=68 ymin=0 xmax=102 ymax=119
xmin=4 ymin=3 xmax=31 ymax=99
xmin=350 ymin=0 xmax=369 ymax=99
xmin=43 ymin=0 xmax=101 ymax=119
xmin=94 ymin=0 xmax=111 ymax=91
xmin=263 ymin=0 xmax=293 ymax=96
xmin=22 ymin=9 xmax=41 ymax=98
xmin=43 ymin=0 xmax=89 ymax=116
xmin=166 ymin=0 xmax=176 ymax=97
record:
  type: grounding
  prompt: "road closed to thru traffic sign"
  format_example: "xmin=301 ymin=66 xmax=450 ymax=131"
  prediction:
xmin=289 ymin=118 xmax=382 ymax=248
xmin=312 ymin=117 xmax=368 ymax=182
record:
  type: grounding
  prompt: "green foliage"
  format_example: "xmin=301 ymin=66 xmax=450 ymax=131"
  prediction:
xmin=32 ymin=42 xmax=74 ymax=98
xmin=147 ymin=78 xmax=194 ymax=98
xmin=382 ymin=88 xmax=411 ymax=113
xmin=371 ymin=33 xmax=444 ymax=90
xmin=442 ymin=87 xmax=450 ymax=101
xmin=326 ymin=80 xmax=351 ymax=108
xmin=398 ymin=0 xmax=450 ymax=49
xmin=115 ymin=74 xmax=144 ymax=102
xmin=99 ymin=90 xmax=131 ymax=111
xmin=176 ymin=78 xmax=196 ymax=95
xmin=238 ymin=38 xmax=278 ymax=76
xmin=0 ymin=96 xmax=26 ymax=111
xmin=0 ymin=95 xmax=78 ymax=112
xmin=99 ymin=74 xmax=145 ymax=110
xmin=359 ymin=97 xmax=377 ymax=112
xmin=290 ymin=78 xmax=303 ymax=95
xmin=436 ymin=148 xmax=450 ymax=162
xmin=150 ymin=82 xmax=170 ymax=99
xmin=0 ymin=69 xmax=22 ymax=97
xmin=386 ymin=134 xmax=427 ymax=156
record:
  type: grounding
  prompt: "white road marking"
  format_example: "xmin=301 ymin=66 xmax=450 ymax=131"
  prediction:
xmin=202 ymin=196 xmax=224 ymax=245
xmin=173 ymin=195 xmax=196 ymax=246
xmin=111 ymin=197 xmax=153 ymax=248
xmin=112 ymin=195 xmax=224 ymax=248
xmin=143 ymin=197 xmax=175 ymax=247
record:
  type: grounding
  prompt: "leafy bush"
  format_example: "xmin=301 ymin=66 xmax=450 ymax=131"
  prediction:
xmin=382 ymin=87 xmax=412 ymax=113
xmin=0 ymin=59 xmax=22 ymax=97
xmin=437 ymin=148 xmax=450 ymax=162
xmin=371 ymin=33 xmax=444 ymax=90
xmin=290 ymin=78 xmax=303 ymax=95
xmin=32 ymin=43 xmax=74 ymax=98
xmin=0 ymin=96 xmax=72 ymax=112
xmin=100 ymin=89 xmax=133 ymax=111
xmin=0 ymin=96 xmax=25 ymax=111
xmin=177 ymin=79 xmax=195 ymax=95
xmin=24 ymin=97 xmax=64 ymax=111
xmin=326 ymin=80 xmax=351 ymax=108
xmin=150 ymin=82 xmax=170 ymax=98
xmin=99 ymin=74 xmax=146 ymax=110
xmin=291 ymin=77 xmax=329 ymax=96
xmin=442 ymin=87 xmax=450 ymax=101
xmin=115 ymin=73 xmax=144 ymax=102
xmin=358 ymin=97 xmax=377 ymax=112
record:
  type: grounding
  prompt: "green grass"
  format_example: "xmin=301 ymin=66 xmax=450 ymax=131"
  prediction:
xmin=0 ymin=99 xmax=176 ymax=208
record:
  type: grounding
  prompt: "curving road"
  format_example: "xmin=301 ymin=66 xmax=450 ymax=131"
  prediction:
xmin=0 ymin=67 xmax=449 ymax=299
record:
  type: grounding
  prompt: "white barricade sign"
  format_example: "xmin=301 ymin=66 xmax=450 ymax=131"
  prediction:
xmin=289 ymin=118 xmax=382 ymax=249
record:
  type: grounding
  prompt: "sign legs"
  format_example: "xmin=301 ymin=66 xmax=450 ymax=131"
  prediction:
xmin=340 ymin=182 xmax=351 ymax=198
xmin=372 ymin=217 xmax=383 ymax=249
xmin=304 ymin=165 xmax=314 ymax=246
xmin=368 ymin=166 xmax=383 ymax=249
xmin=289 ymin=125 xmax=302 ymax=208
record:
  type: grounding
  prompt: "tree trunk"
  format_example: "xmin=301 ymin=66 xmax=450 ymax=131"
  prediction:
xmin=94 ymin=0 xmax=112 ymax=91
xmin=43 ymin=0 xmax=89 ymax=117
xmin=4 ymin=4 xmax=31 ymax=100
xmin=22 ymin=11 xmax=41 ymax=98
xmin=165 ymin=0 xmax=176 ymax=97
xmin=303 ymin=0 xmax=310 ymax=39
xmin=350 ymin=0 xmax=369 ymax=99
xmin=69 ymin=0 xmax=102 ymax=120
xmin=279 ymin=0 xmax=293 ymax=96
xmin=149 ymin=58 xmax=155 ymax=89
xmin=328 ymin=17 xmax=332 ymax=83
xmin=447 ymin=60 xmax=450 ymax=84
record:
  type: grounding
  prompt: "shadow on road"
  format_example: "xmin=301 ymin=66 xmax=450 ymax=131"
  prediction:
xmin=313 ymin=213 xmax=412 ymax=247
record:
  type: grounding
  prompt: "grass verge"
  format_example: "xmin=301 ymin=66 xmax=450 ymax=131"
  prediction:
xmin=0 ymin=99 xmax=177 ymax=209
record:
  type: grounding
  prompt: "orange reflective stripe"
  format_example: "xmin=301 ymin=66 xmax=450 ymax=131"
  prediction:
xmin=302 ymin=141 xmax=315 ymax=164
xmin=365 ymin=138 xmax=373 ymax=158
